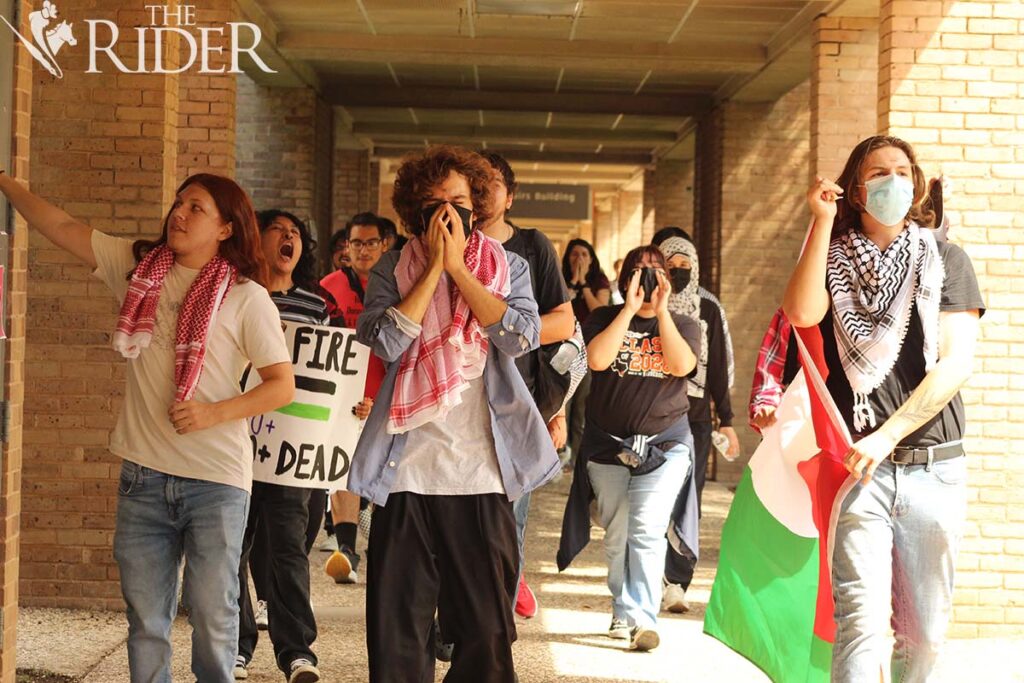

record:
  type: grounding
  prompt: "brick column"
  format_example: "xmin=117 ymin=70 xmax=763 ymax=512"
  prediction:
xmin=234 ymin=75 xmax=333 ymax=256
xmin=23 ymin=1 xmax=182 ymax=609
xmin=1 ymin=1 xmax=34 ymax=674
xmin=811 ymin=15 xmax=879 ymax=181
xmin=654 ymin=159 xmax=695 ymax=235
xmin=878 ymin=0 xmax=1024 ymax=637
xmin=332 ymin=149 xmax=373 ymax=229
xmin=712 ymin=83 xmax=812 ymax=482
xmin=642 ymin=167 xmax=656 ymax=242
xmin=177 ymin=0 xmax=238 ymax=178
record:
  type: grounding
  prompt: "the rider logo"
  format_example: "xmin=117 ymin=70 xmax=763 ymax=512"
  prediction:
xmin=1 ymin=1 xmax=77 ymax=79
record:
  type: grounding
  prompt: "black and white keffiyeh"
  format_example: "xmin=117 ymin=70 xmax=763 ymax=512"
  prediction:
xmin=659 ymin=237 xmax=709 ymax=398
xmin=827 ymin=223 xmax=944 ymax=432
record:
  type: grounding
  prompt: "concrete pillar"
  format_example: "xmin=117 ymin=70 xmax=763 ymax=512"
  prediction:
xmin=878 ymin=0 xmax=1024 ymax=637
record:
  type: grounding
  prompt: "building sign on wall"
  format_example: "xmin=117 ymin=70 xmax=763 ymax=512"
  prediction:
xmin=513 ymin=183 xmax=591 ymax=221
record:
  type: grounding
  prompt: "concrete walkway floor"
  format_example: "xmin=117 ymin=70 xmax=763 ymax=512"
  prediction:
xmin=17 ymin=478 xmax=1024 ymax=682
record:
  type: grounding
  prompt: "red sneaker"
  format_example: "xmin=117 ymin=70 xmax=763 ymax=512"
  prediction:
xmin=515 ymin=576 xmax=538 ymax=618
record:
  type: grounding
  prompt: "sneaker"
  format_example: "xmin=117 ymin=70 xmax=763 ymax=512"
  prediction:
xmin=232 ymin=655 xmax=248 ymax=680
xmin=254 ymin=599 xmax=269 ymax=630
xmin=325 ymin=544 xmax=360 ymax=584
xmin=434 ymin=617 xmax=454 ymax=662
xmin=662 ymin=580 xmax=690 ymax=614
xmin=318 ymin=534 xmax=339 ymax=553
xmin=288 ymin=658 xmax=320 ymax=683
xmin=608 ymin=617 xmax=630 ymax=640
xmin=514 ymin=576 xmax=538 ymax=618
xmin=629 ymin=626 xmax=660 ymax=652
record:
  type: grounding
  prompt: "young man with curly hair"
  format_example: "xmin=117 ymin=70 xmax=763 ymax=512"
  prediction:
xmin=348 ymin=145 xmax=559 ymax=682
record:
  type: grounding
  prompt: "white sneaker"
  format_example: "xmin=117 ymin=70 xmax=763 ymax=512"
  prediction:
xmin=232 ymin=655 xmax=248 ymax=680
xmin=288 ymin=658 xmax=321 ymax=683
xmin=254 ymin=599 xmax=269 ymax=630
xmin=630 ymin=626 xmax=660 ymax=652
xmin=318 ymin=534 xmax=339 ymax=553
xmin=662 ymin=580 xmax=690 ymax=613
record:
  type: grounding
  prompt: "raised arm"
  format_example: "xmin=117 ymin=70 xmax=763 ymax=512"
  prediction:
xmin=782 ymin=178 xmax=844 ymax=327
xmin=0 ymin=171 xmax=96 ymax=267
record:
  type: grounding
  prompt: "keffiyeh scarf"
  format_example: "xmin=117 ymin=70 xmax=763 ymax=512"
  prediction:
xmin=827 ymin=223 xmax=944 ymax=432
xmin=112 ymin=245 xmax=236 ymax=402
xmin=388 ymin=231 xmax=511 ymax=434
xmin=660 ymin=236 xmax=709 ymax=398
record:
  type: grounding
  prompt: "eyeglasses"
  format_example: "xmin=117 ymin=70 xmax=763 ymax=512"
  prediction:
xmin=349 ymin=238 xmax=382 ymax=251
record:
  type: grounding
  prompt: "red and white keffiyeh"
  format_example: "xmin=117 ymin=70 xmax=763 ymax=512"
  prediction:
xmin=388 ymin=231 xmax=511 ymax=434
xmin=112 ymin=245 xmax=236 ymax=402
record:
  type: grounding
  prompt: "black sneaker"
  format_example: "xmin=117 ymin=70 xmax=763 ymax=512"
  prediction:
xmin=434 ymin=618 xmax=454 ymax=662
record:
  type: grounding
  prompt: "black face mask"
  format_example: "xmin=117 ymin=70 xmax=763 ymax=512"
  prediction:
xmin=669 ymin=267 xmax=691 ymax=292
xmin=420 ymin=202 xmax=474 ymax=238
xmin=638 ymin=267 xmax=660 ymax=302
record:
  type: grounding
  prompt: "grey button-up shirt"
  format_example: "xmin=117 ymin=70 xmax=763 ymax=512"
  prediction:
xmin=347 ymin=249 xmax=561 ymax=506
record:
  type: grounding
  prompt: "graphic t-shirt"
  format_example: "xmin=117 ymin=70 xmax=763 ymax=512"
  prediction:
xmin=582 ymin=304 xmax=702 ymax=463
xmin=91 ymin=230 xmax=290 ymax=492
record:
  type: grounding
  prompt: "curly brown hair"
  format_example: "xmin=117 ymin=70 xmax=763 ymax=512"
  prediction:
xmin=832 ymin=135 xmax=935 ymax=238
xmin=391 ymin=145 xmax=495 ymax=236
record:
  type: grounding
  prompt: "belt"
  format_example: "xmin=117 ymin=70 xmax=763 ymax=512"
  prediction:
xmin=890 ymin=440 xmax=964 ymax=467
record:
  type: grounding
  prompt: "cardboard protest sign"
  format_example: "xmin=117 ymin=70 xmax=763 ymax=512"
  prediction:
xmin=243 ymin=322 xmax=369 ymax=490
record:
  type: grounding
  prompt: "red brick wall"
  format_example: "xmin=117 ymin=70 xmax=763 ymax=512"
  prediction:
xmin=653 ymin=159 xmax=695 ymax=236
xmin=332 ymin=149 xmax=373 ymax=230
xmin=716 ymin=82 xmax=812 ymax=482
xmin=22 ymin=2 xmax=182 ymax=609
xmin=693 ymin=108 xmax=724 ymax=295
xmin=878 ymin=0 xmax=1024 ymax=635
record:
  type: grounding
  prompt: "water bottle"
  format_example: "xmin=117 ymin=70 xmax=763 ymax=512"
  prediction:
xmin=712 ymin=430 xmax=736 ymax=462
xmin=550 ymin=340 xmax=580 ymax=375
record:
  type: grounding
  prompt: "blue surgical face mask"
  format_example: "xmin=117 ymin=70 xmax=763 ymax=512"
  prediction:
xmin=863 ymin=173 xmax=914 ymax=226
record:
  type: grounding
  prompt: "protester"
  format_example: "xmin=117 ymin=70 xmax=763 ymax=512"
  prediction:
xmin=319 ymin=211 xmax=390 ymax=585
xmin=558 ymin=245 xmax=700 ymax=652
xmin=328 ymin=228 xmax=350 ymax=272
xmin=782 ymin=135 xmax=983 ymax=681
xmin=560 ymin=238 xmax=610 ymax=466
xmin=478 ymin=151 xmax=575 ymax=621
xmin=235 ymin=210 xmax=326 ymax=682
xmin=652 ymin=228 xmax=739 ymax=613
xmin=348 ymin=145 xmax=558 ymax=682
xmin=0 ymin=170 xmax=294 ymax=682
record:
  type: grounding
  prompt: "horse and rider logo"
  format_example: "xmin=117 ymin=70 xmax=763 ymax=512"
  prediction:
xmin=1 ymin=1 xmax=77 ymax=79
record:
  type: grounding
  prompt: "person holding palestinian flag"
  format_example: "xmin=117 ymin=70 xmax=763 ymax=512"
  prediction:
xmin=779 ymin=135 xmax=985 ymax=681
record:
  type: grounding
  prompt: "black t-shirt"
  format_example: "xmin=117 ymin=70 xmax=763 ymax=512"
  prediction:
xmin=582 ymin=305 xmax=702 ymax=461
xmin=687 ymin=296 xmax=735 ymax=426
xmin=822 ymin=241 xmax=985 ymax=446
xmin=502 ymin=225 xmax=571 ymax=395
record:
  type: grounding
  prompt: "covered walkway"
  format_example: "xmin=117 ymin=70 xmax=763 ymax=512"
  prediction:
xmin=16 ymin=479 xmax=1018 ymax=682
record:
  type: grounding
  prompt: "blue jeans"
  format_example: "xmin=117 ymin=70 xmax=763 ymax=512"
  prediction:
xmin=113 ymin=461 xmax=250 ymax=683
xmin=831 ymin=456 xmax=968 ymax=683
xmin=588 ymin=443 xmax=691 ymax=628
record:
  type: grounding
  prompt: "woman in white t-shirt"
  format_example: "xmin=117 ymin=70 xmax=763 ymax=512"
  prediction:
xmin=0 ymin=170 xmax=294 ymax=683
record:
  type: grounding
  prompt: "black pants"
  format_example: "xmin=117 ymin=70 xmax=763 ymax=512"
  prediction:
xmin=664 ymin=420 xmax=713 ymax=590
xmin=566 ymin=370 xmax=592 ymax=465
xmin=250 ymin=488 xmax=325 ymax=603
xmin=238 ymin=482 xmax=318 ymax=671
xmin=306 ymin=489 xmax=327 ymax=551
xmin=366 ymin=492 xmax=518 ymax=683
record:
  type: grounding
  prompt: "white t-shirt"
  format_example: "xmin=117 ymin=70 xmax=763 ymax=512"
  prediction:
xmin=92 ymin=231 xmax=290 ymax=492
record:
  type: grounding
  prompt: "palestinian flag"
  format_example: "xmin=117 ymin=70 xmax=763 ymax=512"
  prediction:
xmin=704 ymin=326 xmax=856 ymax=683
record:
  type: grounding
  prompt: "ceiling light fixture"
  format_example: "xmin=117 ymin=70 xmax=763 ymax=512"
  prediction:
xmin=476 ymin=0 xmax=580 ymax=17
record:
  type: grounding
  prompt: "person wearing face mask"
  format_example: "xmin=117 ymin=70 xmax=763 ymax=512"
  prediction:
xmin=349 ymin=145 xmax=557 ymax=682
xmin=235 ymin=210 xmax=326 ymax=682
xmin=783 ymin=136 xmax=984 ymax=682
xmin=651 ymin=229 xmax=739 ymax=614
xmin=556 ymin=245 xmax=701 ymax=652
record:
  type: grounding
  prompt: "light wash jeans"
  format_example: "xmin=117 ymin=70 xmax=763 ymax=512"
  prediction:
xmin=588 ymin=443 xmax=691 ymax=628
xmin=831 ymin=455 xmax=968 ymax=683
xmin=113 ymin=461 xmax=250 ymax=683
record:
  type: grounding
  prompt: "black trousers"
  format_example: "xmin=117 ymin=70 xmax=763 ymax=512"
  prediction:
xmin=664 ymin=420 xmax=713 ymax=590
xmin=250 ymin=488 xmax=325 ymax=603
xmin=238 ymin=482 xmax=318 ymax=671
xmin=366 ymin=492 xmax=518 ymax=683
